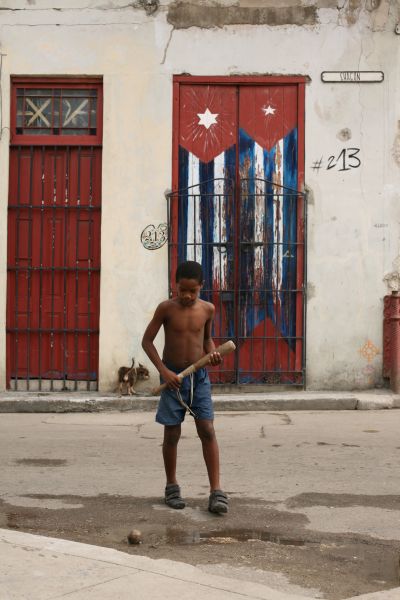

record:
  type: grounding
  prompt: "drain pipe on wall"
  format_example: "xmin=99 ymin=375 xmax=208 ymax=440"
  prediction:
xmin=389 ymin=291 xmax=400 ymax=393
xmin=383 ymin=257 xmax=400 ymax=393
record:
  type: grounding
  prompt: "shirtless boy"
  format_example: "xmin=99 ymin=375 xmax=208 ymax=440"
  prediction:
xmin=142 ymin=260 xmax=228 ymax=514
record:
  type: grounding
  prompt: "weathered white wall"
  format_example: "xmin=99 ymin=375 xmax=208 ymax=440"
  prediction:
xmin=0 ymin=0 xmax=399 ymax=391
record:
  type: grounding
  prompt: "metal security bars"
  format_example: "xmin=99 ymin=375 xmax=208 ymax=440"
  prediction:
xmin=168 ymin=178 xmax=237 ymax=384
xmin=6 ymin=145 xmax=101 ymax=391
xmin=238 ymin=178 xmax=306 ymax=385
xmin=167 ymin=178 xmax=307 ymax=386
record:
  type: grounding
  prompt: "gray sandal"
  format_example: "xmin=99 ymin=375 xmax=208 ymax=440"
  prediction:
xmin=165 ymin=483 xmax=185 ymax=509
xmin=208 ymin=489 xmax=228 ymax=514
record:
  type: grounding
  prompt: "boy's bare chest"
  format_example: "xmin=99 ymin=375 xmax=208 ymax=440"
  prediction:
xmin=166 ymin=308 xmax=207 ymax=334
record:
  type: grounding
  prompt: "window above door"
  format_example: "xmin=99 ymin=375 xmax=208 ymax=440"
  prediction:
xmin=11 ymin=77 xmax=103 ymax=146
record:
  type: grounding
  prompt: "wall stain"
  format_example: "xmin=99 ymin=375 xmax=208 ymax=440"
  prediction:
xmin=138 ymin=0 xmax=159 ymax=15
xmin=392 ymin=121 xmax=400 ymax=167
xmin=304 ymin=184 xmax=314 ymax=206
xmin=339 ymin=0 xmax=362 ymax=26
xmin=366 ymin=0 xmax=382 ymax=10
xmin=337 ymin=128 xmax=352 ymax=141
xmin=307 ymin=281 xmax=316 ymax=300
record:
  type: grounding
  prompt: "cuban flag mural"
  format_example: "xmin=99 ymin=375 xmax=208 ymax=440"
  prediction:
xmin=170 ymin=82 xmax=305 ymax=384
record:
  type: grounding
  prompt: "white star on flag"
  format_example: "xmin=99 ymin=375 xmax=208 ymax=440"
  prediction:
xmin=262 ymin=105 xmax=276 ymax=116
xmin=197 ymin=108 xmax=218 ymax=129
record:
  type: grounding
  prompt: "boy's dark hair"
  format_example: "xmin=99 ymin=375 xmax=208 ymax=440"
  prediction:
xmin=175 ymin=261 xmax=204 ymax=283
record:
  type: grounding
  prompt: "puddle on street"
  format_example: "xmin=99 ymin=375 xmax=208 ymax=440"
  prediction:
xmin=165 ymin=527 xmax=400 ymax=588
xmin=166 ymin=528 xmax=305 ymax=546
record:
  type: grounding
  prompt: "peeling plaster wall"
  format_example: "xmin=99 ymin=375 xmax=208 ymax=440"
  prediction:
xmin=0 ymin=0 xmax=399 ymax=391
xmin=166 ymin=4 xmax=318 ymax=28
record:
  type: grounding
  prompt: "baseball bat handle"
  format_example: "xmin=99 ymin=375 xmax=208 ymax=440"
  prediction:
xmin=152 ymin=340 xmax=236 ymax=395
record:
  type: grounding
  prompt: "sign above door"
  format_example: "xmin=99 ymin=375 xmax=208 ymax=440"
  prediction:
xmin=321 ymin=71 xmax=384 ymax=83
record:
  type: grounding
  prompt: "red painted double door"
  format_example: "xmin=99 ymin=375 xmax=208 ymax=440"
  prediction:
xmin=169 ymin=77 xmax=306 ymax=385
xmin=6 ymin=79 xmax=102 ymax=390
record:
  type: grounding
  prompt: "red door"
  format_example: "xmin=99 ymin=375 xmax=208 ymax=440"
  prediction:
xmin=6 ymin=78 xmax=102 ymax=391
xmin=169 ymin=76 xmax=306 ymax=386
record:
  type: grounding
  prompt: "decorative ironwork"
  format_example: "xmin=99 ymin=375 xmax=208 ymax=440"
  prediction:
xmin=16 ymin=88 xmax=97 ymax=136
xmin=167 ymin=178 xmax=307 ymax=386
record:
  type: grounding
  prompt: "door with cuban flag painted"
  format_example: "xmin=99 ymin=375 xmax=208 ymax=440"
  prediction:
xmin=169 ymin=77 xmax=306 ymax=386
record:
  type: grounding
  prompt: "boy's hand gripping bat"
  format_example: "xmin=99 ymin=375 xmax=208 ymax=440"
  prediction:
xmin=152 ymin=340 xmax=236 ymax=395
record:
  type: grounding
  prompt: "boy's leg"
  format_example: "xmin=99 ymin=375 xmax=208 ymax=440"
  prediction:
xmin=195 ymin=419 xmax=221 ymax=491
xmin=195 ymin=419 xmax=228 ymax=514
xmin=163 ymin=424 xmax=181 ymax=485
xmin=163 ymin=424 xmax=185 ymax=509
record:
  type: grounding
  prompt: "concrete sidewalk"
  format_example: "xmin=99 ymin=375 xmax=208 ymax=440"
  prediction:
xmin=1 ymin=529 xmax=399 ymax=600
xmin=0 ymin=389 xmax=399 ymax=412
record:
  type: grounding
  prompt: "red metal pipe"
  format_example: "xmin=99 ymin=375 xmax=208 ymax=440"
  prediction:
xmin=389 ymin=291 xmax=400 ymax=393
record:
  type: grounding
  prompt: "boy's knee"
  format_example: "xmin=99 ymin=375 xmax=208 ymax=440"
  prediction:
xmin=163 ymin=425 xmax=181 ymax=446
xmin=196 ymin=420 xmax=216 ymax=443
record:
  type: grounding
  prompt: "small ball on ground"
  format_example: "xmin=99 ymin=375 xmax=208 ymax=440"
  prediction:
xmin=127 ymin=529 xmax=142 ymax=545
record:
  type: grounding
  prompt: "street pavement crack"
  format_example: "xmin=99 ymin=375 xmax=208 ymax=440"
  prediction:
xmin=50 ymin=575 xmax=129 ymax=599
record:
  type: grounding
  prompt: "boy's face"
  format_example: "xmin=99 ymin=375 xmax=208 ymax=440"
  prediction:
xmin=176 ymin=277 xmax=203 ymax=307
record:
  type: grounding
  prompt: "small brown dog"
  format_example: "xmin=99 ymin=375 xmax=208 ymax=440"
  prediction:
xmin=118 ymin=359 xmax=150 ymax=395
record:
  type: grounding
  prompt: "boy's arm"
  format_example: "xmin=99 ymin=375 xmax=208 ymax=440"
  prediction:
xmin=203 ymin=305 xmax=222 ymax=366
xmin=141 ymin=304 xmax=181 ymax=390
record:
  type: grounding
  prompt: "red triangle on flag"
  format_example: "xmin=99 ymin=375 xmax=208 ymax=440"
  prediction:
xmin=239 ymin=86 xmax=297 ymax=151
xmin=179 ymin=85 xmax=237 ymax=163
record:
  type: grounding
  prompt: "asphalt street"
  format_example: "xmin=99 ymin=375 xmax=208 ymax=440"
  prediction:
xmin=1 ymin=409 xmax=400 ymax=599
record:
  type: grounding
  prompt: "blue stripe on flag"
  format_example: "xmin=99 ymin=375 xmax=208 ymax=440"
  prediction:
xmin=282 ymin=128 xmax=298 ymax=346
xmin=238 ymin=129 xmax=257 ymax=337
xmin=178 ymin=146 xmax=189 ymax=264
xmin=264 ymin=144 xmax=277 ymax=328
xmin=199 ymin=160 xmax=215 ymax=301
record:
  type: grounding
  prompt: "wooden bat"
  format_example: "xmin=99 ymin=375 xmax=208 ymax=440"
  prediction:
xmin=152 ymin=340 xmax=236 ymax=395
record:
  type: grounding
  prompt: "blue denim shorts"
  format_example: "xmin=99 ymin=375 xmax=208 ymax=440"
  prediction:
xmin=156 ymin=366 xmax=213 ymax=425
